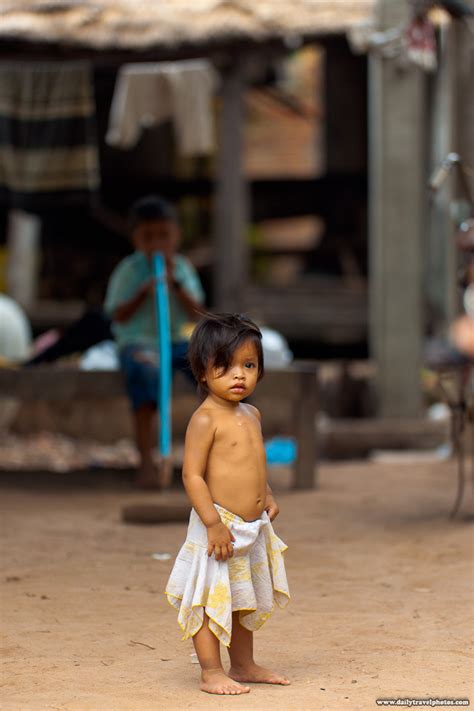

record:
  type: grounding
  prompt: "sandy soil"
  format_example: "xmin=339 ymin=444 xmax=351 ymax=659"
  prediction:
xmin=1 ymin=460 xmax=473 ymax=711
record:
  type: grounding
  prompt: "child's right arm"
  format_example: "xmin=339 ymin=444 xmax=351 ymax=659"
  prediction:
xmin=182 ymin=411 xmax=235 ymax=561
xmin=112 ymin=278 xmax=155 ymax=323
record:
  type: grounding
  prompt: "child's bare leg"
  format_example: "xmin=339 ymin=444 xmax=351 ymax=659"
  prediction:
xmin=133 ymin=404 xmax=158 ymax=488
xmin=228 ymin=612 xmax=290 ymax=685
xmin=193 ymin=613 xmax=250 ymax=695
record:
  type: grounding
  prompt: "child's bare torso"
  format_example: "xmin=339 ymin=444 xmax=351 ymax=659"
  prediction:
xmin=197 ymin=401 xmax=267 ymax=521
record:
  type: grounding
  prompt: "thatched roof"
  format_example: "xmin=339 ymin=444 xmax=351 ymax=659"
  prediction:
xmin=0 ymin=1 xmax=375 ymax=56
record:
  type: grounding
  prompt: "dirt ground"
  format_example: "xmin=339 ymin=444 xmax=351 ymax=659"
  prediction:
xmin=1 ymin=460 xmax=473 ymax=711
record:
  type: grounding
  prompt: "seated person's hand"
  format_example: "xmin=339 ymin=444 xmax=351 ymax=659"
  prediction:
xmin=207 ymin=521 xmax=235 ymax=561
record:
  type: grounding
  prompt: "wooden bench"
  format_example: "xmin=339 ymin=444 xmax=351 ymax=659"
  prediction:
xmin=0 ymin=362 xmax=318 ymax=489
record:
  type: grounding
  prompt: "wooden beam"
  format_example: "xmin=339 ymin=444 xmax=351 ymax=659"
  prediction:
xmin=292 ymin=363 xmax=319 ymax=489
xmin=0 ymin=35 xmax=333 ymax=67
xmin=212 ymin=61 xmax=249 ymax=312
xmin=368 ymin=0 xmax=426 ymax=417
xmin=318 ymin=416 xmax=449 ymax=459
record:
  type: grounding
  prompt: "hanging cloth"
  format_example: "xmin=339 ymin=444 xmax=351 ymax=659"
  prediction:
xmin=106 ymin=60 xmax=217 ymax=157
xmin=0 ymin=61 xmax=100 ymax=208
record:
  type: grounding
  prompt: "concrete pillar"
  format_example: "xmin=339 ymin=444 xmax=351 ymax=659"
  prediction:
xmin=368 ymin=0 xmax=426 ymax=417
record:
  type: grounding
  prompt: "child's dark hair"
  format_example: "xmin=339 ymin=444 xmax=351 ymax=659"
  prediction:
xmin=128 ymin=195 xmax=177 ymax=229
xmin=188 ymin=313 xmax=264 ymax=395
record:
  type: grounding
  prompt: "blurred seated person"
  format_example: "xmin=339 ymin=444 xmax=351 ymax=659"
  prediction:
xmin=104 ymin=195 xmax=205 ymax=488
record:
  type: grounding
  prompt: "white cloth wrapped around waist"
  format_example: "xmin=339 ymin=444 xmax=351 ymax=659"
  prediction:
xmin=164 ymin=503 xmax=290 ymax=647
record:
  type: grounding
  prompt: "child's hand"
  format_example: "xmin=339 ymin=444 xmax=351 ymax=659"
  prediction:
xmin=207 ymin=521 xmax=235 ymax=561
xmin=265 ymin=495 xmax=280 ymax=521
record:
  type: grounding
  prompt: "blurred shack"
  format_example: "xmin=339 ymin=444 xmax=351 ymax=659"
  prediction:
xmin=0 ymin=0 xmax=473 ymax=420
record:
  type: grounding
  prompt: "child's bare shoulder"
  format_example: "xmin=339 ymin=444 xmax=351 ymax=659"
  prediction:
xmin=242 ymin=402 xmax=261 ymax=422
xmin=187 ymin=404 xmax=219 ymax=433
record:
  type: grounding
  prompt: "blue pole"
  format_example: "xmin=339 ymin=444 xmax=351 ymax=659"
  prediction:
xmin=153 ymin=253 xmax=172 ymax=459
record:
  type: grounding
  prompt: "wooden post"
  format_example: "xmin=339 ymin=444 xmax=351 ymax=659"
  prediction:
xmin=292 ymin=363 xmax=318 ymax=490
xmin=6 ymin=210 xmax=41 ymax=311
xmin=213 ymin=60 xmax=249 ymax=312
xmin=368 ymin=0 xmax=426 ymax=417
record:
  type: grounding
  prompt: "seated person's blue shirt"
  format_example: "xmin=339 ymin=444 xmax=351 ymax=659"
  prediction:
xmin=104 ymin=251 xmax=205 ymax=351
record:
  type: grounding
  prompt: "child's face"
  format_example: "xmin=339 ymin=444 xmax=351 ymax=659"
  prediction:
xmin=132 ymin=219 xmax=179 ymax=260
xmin=203 ymin=339 xmax=260 ymax=404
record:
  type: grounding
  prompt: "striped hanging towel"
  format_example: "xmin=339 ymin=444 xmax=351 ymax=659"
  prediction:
xmin=0 ymin=61 xmax=99 ymax=208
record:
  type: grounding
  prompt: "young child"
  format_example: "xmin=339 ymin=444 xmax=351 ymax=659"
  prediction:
xmin=165 ymin=313 xmax=290 ymax=696
xmin=104 ymin=195 xmax=205 ymax=488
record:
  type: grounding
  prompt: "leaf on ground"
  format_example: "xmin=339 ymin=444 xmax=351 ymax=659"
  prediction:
xmin=129 ymin=640 xmax=156 ymax=650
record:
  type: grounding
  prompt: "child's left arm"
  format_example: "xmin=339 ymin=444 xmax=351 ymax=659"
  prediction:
xmin=247 ymin=403 xmax=281 ymax=522
xmin=265 ymin=484 xmax=280 ymax=521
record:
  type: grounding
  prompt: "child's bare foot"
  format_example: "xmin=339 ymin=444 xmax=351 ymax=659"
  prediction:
xmin=229 ymin=663 xmax=290 ymax=685
xmin=200 ymin=669 xmax=251 ymax=695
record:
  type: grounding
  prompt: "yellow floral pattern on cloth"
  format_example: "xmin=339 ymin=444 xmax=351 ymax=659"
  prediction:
xmin=164 ymin=503 xmax=290 ymax=647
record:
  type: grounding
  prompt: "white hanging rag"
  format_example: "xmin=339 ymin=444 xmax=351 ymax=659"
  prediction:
xmin=106 ymin=60 xmax=218 ymax=156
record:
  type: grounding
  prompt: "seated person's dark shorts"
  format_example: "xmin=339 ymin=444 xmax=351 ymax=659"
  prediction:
xmin=119 ymin=342 xmax=194 ymax=410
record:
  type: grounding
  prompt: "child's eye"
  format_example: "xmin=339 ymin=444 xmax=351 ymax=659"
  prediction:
xmin=245 ymin=362 xmax=256 ymax=369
